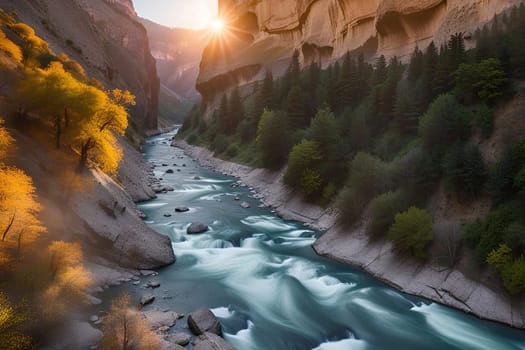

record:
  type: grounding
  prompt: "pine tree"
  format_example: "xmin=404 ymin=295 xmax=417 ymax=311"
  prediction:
xmin=228 ymin=87 xmax=244 ymax=134
xmin=286 ymin=85 xmax=307 ymax=128
xmin=217 ymin=93 xmax=229 ymax=134
xmin=373 ymin=55 xmax=387 ymax=85
xmin=408 ymin=46 xmax=424 ymax=81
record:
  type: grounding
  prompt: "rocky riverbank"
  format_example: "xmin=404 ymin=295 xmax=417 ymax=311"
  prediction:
xmin=173 ymin=140 xmax=525 ymax=329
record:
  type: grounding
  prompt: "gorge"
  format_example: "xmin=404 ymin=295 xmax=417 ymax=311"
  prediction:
xmin=1 ymin=0 xmax=525 ymax=349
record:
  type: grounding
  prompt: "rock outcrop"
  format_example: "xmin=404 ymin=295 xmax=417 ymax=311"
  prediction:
xmin=0 ymin=0 xmax=159 ymax=131
xmin=197 ymin=0 xmax=521 ymax=99
xmin=188 ymin=308 xmax=222 ymax=336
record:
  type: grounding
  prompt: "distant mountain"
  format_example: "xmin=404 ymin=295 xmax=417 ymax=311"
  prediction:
xmin=140 ymin=18 xmax=206 ymax=102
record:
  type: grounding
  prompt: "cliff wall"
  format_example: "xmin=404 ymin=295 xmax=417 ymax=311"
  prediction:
xmin=197 ymin=0 xmax=521 ymax=98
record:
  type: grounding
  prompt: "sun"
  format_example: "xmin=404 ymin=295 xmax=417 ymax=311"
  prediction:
xmin=209 ymin=18 xmax=225 ymax=34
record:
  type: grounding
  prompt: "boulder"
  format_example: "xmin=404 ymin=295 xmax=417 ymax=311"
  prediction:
xmin=164 ymin=214 xmax=172 ymax=218
xmin=165 ymin=332 xmax=191 ymax=346
xmin=187 ymin=223 xmax=209 ymax=234
xmin=194 ymin=176 xmax=201 ymax=180
xmin=188 ymin=308 xmax=221 ymax=336
xmin=240 ymin=202 xmax=251 ymax=209
xmin=193 ymin=332 xmax=236 ymax=350
xmin=148 ymin=280 xmax=161 ymax=288
xmin=140 ymin=293 xmax=155 ymax=306
xmin=175 ymin=207 xmax=190 ymax=213
xmin=166 ymin=169 xmax=174 ymax=174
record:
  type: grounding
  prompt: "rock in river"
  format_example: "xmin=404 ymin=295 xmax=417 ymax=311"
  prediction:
xmin=147 ymin=280 xmax=161 ymax=288
xmin=165 ymin=332 xmax=191 ymax=346
xmin=240 ymin=202 xmax=251 ymax=209
xmin=188 ymin=308 xmax=221 ymax=336
xmin=187 ymin=223 xmax=209 ymax=234
xmin=194 ymin=332 xmax=236 ymax=350
xmin=175 ymin=207 xmax=190 ymax=213
xmin=140 ymin=293 xmax=155 ymax=306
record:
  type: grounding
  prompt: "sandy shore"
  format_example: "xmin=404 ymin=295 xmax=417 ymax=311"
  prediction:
xmin=173 ymin=140 xmax=525 ymax=329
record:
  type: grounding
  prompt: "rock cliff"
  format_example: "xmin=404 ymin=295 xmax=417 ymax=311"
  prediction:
xmin=197 ymin=0 xmax=521 ymax=98
xmin=0 ymin=0 xmax=159 ymax=131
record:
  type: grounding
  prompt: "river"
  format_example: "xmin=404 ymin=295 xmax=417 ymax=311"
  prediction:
xmin=105 ymin=131 xmax=525 ymax=350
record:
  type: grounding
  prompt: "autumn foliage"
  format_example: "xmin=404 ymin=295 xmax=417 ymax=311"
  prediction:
xmin=100 ymin=294 xmax=161 ymax=350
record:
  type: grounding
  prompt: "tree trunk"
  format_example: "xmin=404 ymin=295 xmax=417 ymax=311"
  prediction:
xmin=55 ymin=114 xmax=62 ymax=149
xmin=77 ymin=139 xmax=92 ymax=173
xmin=16 ymin=229 xmax=24 ymax=262
xmin=1 ymin=212 xmax=16 ymax=241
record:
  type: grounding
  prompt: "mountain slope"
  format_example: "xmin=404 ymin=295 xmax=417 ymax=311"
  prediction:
xmin=0 ymin=0 xmax=160 ymax=131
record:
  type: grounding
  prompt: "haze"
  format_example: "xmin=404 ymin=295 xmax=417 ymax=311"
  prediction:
xmin=132 ymin=0 xmax=217 ymax=29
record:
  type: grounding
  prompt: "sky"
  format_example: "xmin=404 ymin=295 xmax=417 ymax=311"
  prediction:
xmin=132 ymin=0 xmax=218 ymax=29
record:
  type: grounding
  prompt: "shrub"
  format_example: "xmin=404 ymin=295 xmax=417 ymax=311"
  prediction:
xmin=368 ymin=190 xmax=410 ymax=238
xmin=100 ymin=294 xmax=161 ymax=350
xmin=464 ymin=205 xmax=515 ymax=263
xmin=186 ymin=133 xmax=197 ymax=144
xmin=212 ymin=135 xmax=228 ymax=154
xmin=299 ymin=168 xmax=323 ymax=196
xmin=322 ymin=182 xmax=337 ymax=204
xmin=347 ymin=152 xmax=388 ymax=196
xmin=284 ymin=139 xmax=322 ymax=188
xmin=502 ymin=257 xmax=525 ymax=295
xmin=226 ymin=144 xmax=238 ymax=158
xmin=487 ymin=244 xmax=525 ymax=295
xmin=336 ymin=187 xmax=368 ymax=227
xmin=387 ymin=207 xmax=434 ymax=259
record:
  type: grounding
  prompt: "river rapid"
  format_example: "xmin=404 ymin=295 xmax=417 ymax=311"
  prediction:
xmin=106 ymin=132 xmax=525 ymax=350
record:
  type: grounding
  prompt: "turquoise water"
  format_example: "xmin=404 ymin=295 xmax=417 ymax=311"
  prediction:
xmin=112 ymin=132 xmax=525 ymax=349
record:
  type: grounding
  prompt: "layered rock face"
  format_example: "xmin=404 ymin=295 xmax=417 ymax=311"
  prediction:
xmin=0 ymin=0 xmax=159 ymax=131
xmin=197 ymin=0 xmax=521 ymax=98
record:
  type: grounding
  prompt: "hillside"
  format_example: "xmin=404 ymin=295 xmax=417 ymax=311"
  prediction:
xmin=0 ymin=4 xmax=175 ymax=348
xmin=0 ymin=0 xmax=160 ymax=132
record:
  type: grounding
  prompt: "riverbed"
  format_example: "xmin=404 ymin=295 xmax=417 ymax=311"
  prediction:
xmin=104 ymin=132 xmax=525 ymax=350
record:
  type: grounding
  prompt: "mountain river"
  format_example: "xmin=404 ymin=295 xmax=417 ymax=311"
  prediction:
xmin=103 ymin=132 xmax=525 ymax=350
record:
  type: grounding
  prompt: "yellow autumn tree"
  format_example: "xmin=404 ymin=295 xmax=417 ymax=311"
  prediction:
xmin=17 ymin=61 xmax=94 ymax=148
xmin=100 ymin=294 xmax=161 ymax=350
xmin=0 ymin=291 xmax=32 ymax=350
xmin=36 ymin=241 xmax=92 ymax=321
xmin=9 ymin=22 xmax=50 ymax=66
xmin=0 ymin=118 xmax=13 ymax=158
xmin=0 ymin=29 xmax=22 ymax=66
xmin=0 ymin=121 xmax=45 ymax=265
xmin=75 ymin=88 xmax=134 ymax=173
xmin=18 ymin=63 xmax=134 ymax=173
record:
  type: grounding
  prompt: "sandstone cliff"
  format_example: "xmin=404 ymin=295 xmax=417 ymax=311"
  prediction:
xmin=197 ymin=0 xmax=521 ymax=98
xmin=0 ymin=0 xmax=159 ymax=131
